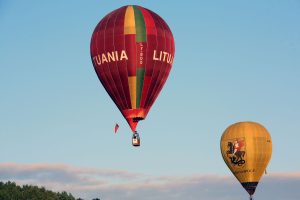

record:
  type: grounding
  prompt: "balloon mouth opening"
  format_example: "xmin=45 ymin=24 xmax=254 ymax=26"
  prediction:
xmin=122 ymin=108 xmax=149 ymax=132
xmin=122 ymin=108 xmax=148 ymax=119
xmin=133 ymin=117 xmax=144 ymax=122
xmin=241 ymin=182 xmax=258 ymax=196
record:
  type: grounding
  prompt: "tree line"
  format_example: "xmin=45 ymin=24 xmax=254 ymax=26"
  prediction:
xmin=0 ymin=181 xmax=100 ymax=200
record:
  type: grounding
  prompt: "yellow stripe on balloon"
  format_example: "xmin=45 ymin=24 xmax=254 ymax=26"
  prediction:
xmin=124 ymin=6 xmax=136 ymax=35
xmin=128 ymin=76 xmax=137 ymax=109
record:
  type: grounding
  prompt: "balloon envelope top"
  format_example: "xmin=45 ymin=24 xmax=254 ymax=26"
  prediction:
xmin=90 ymin=5 xmax=175 ymax=132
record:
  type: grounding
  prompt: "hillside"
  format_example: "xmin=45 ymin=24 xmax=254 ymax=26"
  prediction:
xmin=0 ymin=181 xmax=84 ymax=200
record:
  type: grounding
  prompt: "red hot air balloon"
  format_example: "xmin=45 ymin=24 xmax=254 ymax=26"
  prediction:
xmin=90 ymin=5 xmax=175 ymax=146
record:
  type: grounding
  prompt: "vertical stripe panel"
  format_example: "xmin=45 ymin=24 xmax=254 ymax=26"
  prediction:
xmin=106 ymin=9 xmax=129 ymax=110
xmin=125 ymin=34 xmax=136 ymax=109
xmin=124 ymin=5 xmax=137 ymax=109
xmin=113 ymin=7 xmax=131 ymax=109
xmin=133 ymin=6 xmax=147 ymax=42
xmin=144 ymin=11 xmax=167 ymax=108
xmin=133 ymin=6 xmax=147 ymax=108
xmin=94 ymin=12 xmax=123 ymax=110
xmin=146 ymin=12 xmax=174 ymax=108
xmin=128 ymin=76 xmax=137 ymax=109
xmin=92 ymin=16 xmax=118 ymax=107
xmin=138 ymin=7 xmax=157 ymax=108
xmin=136 ymin=68 xmax=145 ymax=107
xmin=138 ymin=6 xmax=156 ymax=35
xmin=124 ymin=6 xmax=136 ymax=34
xmin=103 ymin=11 xmax=126 ymax=110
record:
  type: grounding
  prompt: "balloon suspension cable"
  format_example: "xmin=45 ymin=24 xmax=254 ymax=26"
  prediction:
xmin=250 ymin=195 xmax=253 ymax=200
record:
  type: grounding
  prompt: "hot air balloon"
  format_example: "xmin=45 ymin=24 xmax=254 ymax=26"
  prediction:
xmin=220 ymin=122 xmax=272 ymax=200
xmin=90 ymin=5 xmax=175 ymax=146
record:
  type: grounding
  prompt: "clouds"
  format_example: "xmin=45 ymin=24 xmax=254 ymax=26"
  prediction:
xmin=0 ymin=163 xmax=299 ymax=200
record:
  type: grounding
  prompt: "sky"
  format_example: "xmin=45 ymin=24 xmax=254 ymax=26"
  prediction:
xmin=0 ymin=0 xmax=300 ymax=199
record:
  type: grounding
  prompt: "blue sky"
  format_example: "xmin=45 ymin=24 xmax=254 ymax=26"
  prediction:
xmin=0 ymin=0 xmax=300 ymax=199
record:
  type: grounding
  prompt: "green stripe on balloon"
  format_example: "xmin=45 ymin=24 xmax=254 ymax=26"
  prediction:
xmin=136 ymin=68 xmax=145 ymax=107
xmin=133 ymin=6 xmax=146 ymax=42
xmin=134 ymin=5 xmax=146 ymax=108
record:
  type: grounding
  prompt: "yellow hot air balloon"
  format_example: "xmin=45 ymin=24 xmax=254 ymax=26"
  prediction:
xmin=220 ymin=122 xmax=272 ymax=200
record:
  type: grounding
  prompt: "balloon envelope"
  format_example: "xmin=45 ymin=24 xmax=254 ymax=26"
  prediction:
xmin=220 ymin=122 xmax=272 ymax=196
xmin=90 ymin=5 xmax=175 ymax=132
